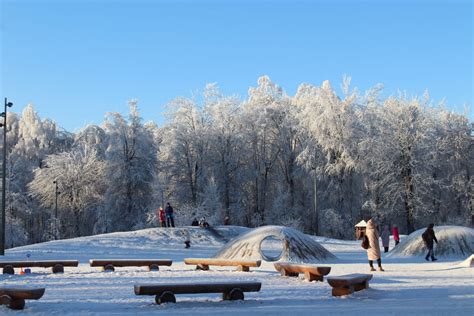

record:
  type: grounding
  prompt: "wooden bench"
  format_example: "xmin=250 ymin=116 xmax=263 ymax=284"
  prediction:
xmin=184 ymin=258 xmax=261 ymax=272
xmin=134 ymin=281 xmax=262 ymax=304
xmin=0 ymin=287 xmax=45 ymax=310
xmin=89 ymin=259 xmax=172 ymax=272
xmin=274 ymin=262 xmax=331 ymax=282
xmin=0 ymin=260 xmax=79 ymax=274
xmin=327 ymin=273 xmax=373 ymax=296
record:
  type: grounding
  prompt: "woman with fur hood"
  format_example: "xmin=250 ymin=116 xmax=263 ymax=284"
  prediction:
xmin=366 ymin=219 xmax=385 ymax=271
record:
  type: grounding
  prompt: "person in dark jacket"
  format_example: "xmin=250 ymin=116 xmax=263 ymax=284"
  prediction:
xmin=422 ymin=223 xmax=438 ymax=261
xmin=165 ymin=202 xmax=175 ymax=227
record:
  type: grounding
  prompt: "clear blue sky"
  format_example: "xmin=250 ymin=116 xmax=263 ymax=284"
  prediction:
xmin=1 ymin=0 xmax=472 ymax=131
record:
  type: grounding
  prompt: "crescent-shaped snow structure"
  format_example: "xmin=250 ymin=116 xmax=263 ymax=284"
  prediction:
xmin=213 ymin=225 xmax=336 ymax=263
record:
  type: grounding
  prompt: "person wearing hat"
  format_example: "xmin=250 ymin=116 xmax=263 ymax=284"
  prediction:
xmin=422 ymin=223 xmax=438 ymax=261
xmin=366 ymin=219 xmax=385 ymax=271
xmin=158 ymin=207 xmax=166 ymax=227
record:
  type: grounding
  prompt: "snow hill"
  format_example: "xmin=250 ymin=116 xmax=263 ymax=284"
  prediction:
xmin=388 ymin=226 xmax=474 ymax=258
xmin=6 ymin=226 xmax=249 ymax=262
xmin=1 ymin=226 xmax=474 ymax=315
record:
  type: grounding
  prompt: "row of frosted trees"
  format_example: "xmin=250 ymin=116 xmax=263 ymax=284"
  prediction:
xmin=3 ymin=76 xmax=472 ymax=247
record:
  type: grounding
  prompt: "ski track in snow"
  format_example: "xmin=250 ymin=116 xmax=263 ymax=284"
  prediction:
xmin=1 ymin=226 xmax=473 ymax=315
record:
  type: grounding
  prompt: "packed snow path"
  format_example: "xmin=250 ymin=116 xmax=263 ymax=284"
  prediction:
xmin=1 ymin=226 xmax=473 ymax=315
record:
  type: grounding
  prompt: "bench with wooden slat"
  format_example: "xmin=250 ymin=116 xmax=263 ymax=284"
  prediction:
xmin=0 ymin=287 xmax=45 ymax=310
xmin=0 ymin=260 xmax=79 ymax=274
xmin=134 ymin=281 xmax=262 ymax=304
xmin=327 ymin=273 xmax=373 ymax=296
xmin=274 ymin=262 xmax=331 ymax=282
xmin=184 ymin=258 xmax=261 ymax=272
xmin=89 ymin=259 xmax=172 ymax=272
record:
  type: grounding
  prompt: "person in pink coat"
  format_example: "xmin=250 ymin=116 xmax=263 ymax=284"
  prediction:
xmin=392 ymin=224 xmax=400 ymax=245
xmin=366 ymin=219 xmax=384 ymax=271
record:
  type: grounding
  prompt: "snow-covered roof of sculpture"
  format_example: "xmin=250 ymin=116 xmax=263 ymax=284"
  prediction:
xmin=355 ymin=220 xmax=367 ymax=227
xmin=387 ymin=225 xmax=474 ymax=258
xmin=213 ymin=225 xmax=336 ymax=263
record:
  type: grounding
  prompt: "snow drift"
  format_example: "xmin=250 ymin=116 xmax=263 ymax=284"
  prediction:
xmin=213 ymin=225 xmax=336 ymax=263
xmin=388 ymin=226 xmax=474 ymax=258
xmin=456 ymin=254 xmax=474 ymax=268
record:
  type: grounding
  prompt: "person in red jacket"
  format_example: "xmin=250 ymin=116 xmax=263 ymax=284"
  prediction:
xmin=158 ymin=207 xmax=166 ymax=228
xmin=392 ymin=224 xmax=400 ymax=246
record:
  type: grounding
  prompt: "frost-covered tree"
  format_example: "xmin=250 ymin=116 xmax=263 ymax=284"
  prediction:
xmin=241 ymin=76 xmax=286 ymax=225
xmin=359 ymin=93 xmax=440 ymax=233
xmin=4 ymin=105 xmax=70 ymax=245
xmin=102 ymin=101 xmax=158 ymax=232
xmin=432 ymin=110 xmax=473 ymax=224
xmin=29 ymin=144 xmax=106 ymax=238
xmin=202 ymin=84 xmax=244 ymax=221
xmin=296 ymin=78 xmax=362 ymax=236
xmin=161 ymin=96 xmax=208 ymax=207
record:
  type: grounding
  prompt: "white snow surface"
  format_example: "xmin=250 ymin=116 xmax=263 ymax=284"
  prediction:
xmin=388 ymin=226 xmax=474 ymax=258
xmin=1 ymin=226 xmax=473 ymax=315
xmin=213 ymin=225 xmax=336 ymax=262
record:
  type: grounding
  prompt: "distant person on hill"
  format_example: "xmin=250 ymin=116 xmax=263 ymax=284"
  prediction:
xmin=366 ymin=219 xmax=384 ymax=271
xmin=183 ymin=229 xmax=191 ymax=248
xmin=392 ymin=224 xmax=400 ymax=246
xmin=199 ymin=217 xmax=210 ymax=228
xmin=224 ymin=216 xmax=230 ymax=225
xmin=381 ymin=225 xmax=390 ymax=253
xmin=158 ymin=207 xmax=166 ymax=227
xmin=165 ymin=202 xmax=175 ymax=227
xmin=422 ymin=223 xmax=438 ymax=261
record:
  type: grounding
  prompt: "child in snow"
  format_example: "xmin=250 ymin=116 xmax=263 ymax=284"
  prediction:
xmin=381 ymin=225 xmax=390 ymax=253
xmin=366 ymin=219 xmax=384 ymax=271
xmin=422 ymin=223 xmax=438 ymax=261
xmin=392 ymin=224 xmax=400 ymax=246
xmin=158 ymin=207 xmax=166 ymax=228
xmin=183 ymin=229 xmax=191 ymax=248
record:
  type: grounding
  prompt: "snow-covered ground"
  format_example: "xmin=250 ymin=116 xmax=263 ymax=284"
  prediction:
xmin=1 ymin=226 xmax=473 ymax=315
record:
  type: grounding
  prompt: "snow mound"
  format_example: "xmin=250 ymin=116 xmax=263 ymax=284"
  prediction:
xmin=213 ymin=225 xmax=336 ymax=263
xmin=7 ymin=226 xmax=250 ymax=261
xmin=388 ymin=226 xmax=474 ymax=258
xmin=457 ymin=254 xmax=474 ymax=268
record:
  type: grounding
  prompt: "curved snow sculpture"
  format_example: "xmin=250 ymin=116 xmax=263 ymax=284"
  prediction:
xmin=388 ymin=226 xmax=474 ymax=258
xmin=259 ymin=235 xmax=285 ymax=261
xmin=213 ymin=225 xmax=336 ymax=263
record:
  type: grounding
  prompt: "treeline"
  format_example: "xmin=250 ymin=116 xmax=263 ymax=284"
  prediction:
xmin=3 ymin=76 xmax=473 ymax=247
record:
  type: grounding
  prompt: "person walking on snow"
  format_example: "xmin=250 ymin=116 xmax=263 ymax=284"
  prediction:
xmin=366 ymin=219 xmax=384 ymax=271
xmin=158 ymin=207 xmax=166 ymax=228
xmin=165 ymin=202 xmax=175 ymax=227
xmin=392 ymin=224 xmax=400 ymax=246
xmin=422 ymin=223 xmax=438 ymax=261
xmin=381 ymin=225 xmax=390 ymax=253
